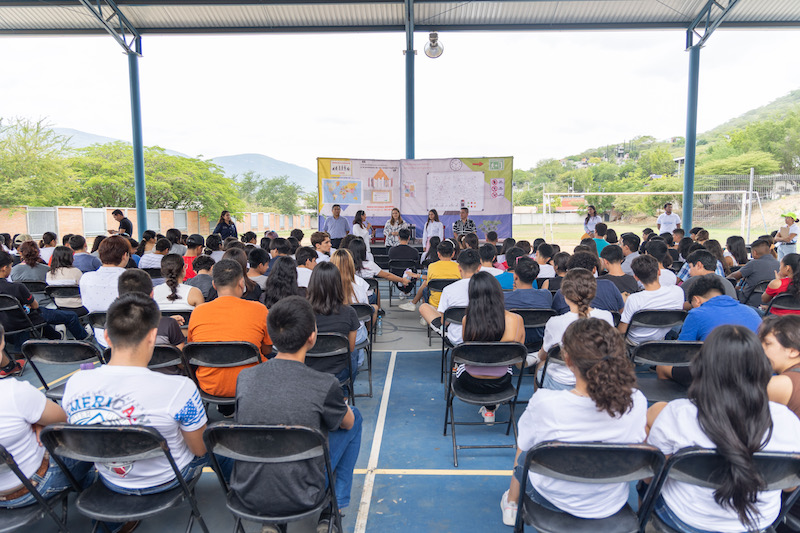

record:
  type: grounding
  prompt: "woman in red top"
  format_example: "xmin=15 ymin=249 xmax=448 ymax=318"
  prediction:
xmin=762 ymin=252 xmax=800 ymax=315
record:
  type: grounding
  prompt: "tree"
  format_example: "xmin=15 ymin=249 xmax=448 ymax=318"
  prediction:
xmin=303 ymin=191 xmax=319 ymax=213
xmin=696 ymin=151 xmax=781 ymax=175
xmin=254 ymin=176 xmax=302 ymax=215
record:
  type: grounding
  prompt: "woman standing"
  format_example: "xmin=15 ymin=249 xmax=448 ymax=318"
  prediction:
xmin=422 ymin=209 xmax=444 ymax=254
xmin=352 ymin=210 xmax=373 ymax=252
xmin=213 ymin=210 xmax=238 ymax=241
xmin=383 ymin=208 xmax=408 ymax=247
xmin=774 ymin=212 xmax=799 ymax=260
xmin=583 ymin=205 xmax=603 ymax=237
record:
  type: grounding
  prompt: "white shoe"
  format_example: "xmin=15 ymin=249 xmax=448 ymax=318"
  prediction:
xmin=399 ymin=302 xmax=416 ymax=312
xmin=479 ymin=406 xmax=496 ymax=425
xmin=500 ymin=489 xmax=518 ymax=527
xmin=420 ymin=316 xmax=428 ymax=327
xmin=525 ymin=354 xmax=539 ymax=367
xmin=399 ymin=293 xmax=406 ymax=300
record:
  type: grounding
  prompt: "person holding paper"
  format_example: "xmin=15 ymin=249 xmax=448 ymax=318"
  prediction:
xmin=774 ymin=212 xmax=799 ymax=260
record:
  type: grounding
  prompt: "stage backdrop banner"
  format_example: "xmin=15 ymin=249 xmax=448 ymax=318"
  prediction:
xmin=318 ymin=156 xmax=513 ymax=241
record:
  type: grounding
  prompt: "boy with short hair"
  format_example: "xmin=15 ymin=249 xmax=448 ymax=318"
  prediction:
xmin=592 ymin=223 xmax=610 ymax=255
xmin=599 ymin=245 xmax=639 ymax=295
xmin=478 ymin=243 xmax=512 ymax=290
xmin=68 ymin=234 xmax=102 ymax=273
xmin=295 ymin=246 xmax=317 ymax=288
xmin=234 ymin=296 xmax=361 ymax=533
xmin=184 ymin=255 xmax=215 ymax=300
xmin=400 ymin=240 xmax=460 ymax=312
xmin=311 ymin=231 xmax=332 ymax=263
xmin=247 ymin=247 xmax=270 ymax=290
xmin=534 ymin=243 xmax=555 ymax=278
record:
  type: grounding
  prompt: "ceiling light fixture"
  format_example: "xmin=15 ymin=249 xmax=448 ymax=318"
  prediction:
xmin=424 ymin=31 xmax=443 ymax=58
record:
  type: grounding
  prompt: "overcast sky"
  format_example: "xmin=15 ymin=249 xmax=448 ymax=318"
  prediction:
xmin=1 ymin=28 xmax=799 ymax=172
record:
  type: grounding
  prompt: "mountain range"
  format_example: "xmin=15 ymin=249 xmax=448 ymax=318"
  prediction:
xmin=53 ymin=127 xmax=318 ymax=191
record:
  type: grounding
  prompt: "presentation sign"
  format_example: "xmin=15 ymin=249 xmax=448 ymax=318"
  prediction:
xmin=318 ymin=157 xmax=513 ymax=239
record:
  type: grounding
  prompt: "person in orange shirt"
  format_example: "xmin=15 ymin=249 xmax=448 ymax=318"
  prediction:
xmin=188 ymin=259 xmax=271 ymax=412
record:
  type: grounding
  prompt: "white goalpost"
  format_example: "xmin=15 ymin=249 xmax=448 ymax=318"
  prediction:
xmin=541 ymin=190 xmax=768 ymax=243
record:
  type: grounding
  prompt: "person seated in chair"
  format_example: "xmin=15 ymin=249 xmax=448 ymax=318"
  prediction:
xmin=388 ymin=228 xmax=420 ymax=296
xmin=478 ymin=243 xmax=513 ymax=290
xmin=234 ymin=296 xmax=362 ymax=533
xmin=500 ymin=318 xmax=646 ymax=526
xmin=678 ymin=250 xmax=736 ymax=310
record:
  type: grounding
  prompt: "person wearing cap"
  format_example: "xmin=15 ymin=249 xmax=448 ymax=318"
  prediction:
xmin=182 ymin=234 xmax=204 ymax=280
xmin=12 ymin=234 xmax=32 ymax=256
xmin=108 ymin=209 xmax=133 ymax=237
xmin=775 ymin=213 xmax=800 ymax=260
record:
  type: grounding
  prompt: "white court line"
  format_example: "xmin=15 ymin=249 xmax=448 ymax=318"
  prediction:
xmin=354 ymin=349 xmax=398 ymax=533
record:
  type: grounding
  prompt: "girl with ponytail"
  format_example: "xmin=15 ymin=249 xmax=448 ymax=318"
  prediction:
xmin=152 ymin=253 xmax=204 ymax=310
xmin=762 ymin=252 xmax=800 ymax=314
xmin=648 ymin=325 xmax=800 ymax=532
xmin=136 ymin=230 xmax=157 ymax=256
xmin=536 ymin=268 xmax=616 ymax=391
xmin=500 ymin=318 xmax=646 ymax=527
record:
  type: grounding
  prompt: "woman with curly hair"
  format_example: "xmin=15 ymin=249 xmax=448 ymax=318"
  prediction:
xmin=10 ymin=241 xmax=48 ymax=286
xmin=261 ymin=256 xmax=300 ymax=309
xmin=152 ymin=253 xmax=203 ymax=311
xmin=500 ymin=317 xmax=646 ymax=526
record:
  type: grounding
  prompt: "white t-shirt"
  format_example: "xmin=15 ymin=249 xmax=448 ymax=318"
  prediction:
xmin=352 ymin=223 xmax=371 ymax=251
xmin=296 ymin=267 xmax=312 ymax=288
xmin=210 ymin=251 xmax=225 ymax=263
xmin=39 ymin=247 xmax=56 ymax=264
xmin=481 ymin=266 xmax=505 ymax=278
xmin=138 ymin=253 xmax=164 ymax=270
xmin=63 ymin=366 xmax=207 ymax=489
xmin=657 ymin=213 xmax=681 ymax=234
xmin=0 ymin=379 xmax=47 ymax=490
xmin=541 ymin=309 xmax=614 ymax=385
xmin=781 ymin=224 xmax=800 ymax=245
xmin=659 ymin=268 xmax=677 ymax=287
xmin=422 ymin=221 xmax=445 ymax=249
xmin=621 ymin=285 xmax=684 ymax=344
xmin=80 ymin=266 xmax=126 ymax=347
xmin=722 ymin=249 xmax=738 ymax=266
xmin=437 ymin=278 xmax=471 ymax=345
xmin=316 ymin=250 xmax=330 ymax=263
xmin=537 ymin=264 xmax=556 ymax=278
xmin=356 ymin=260 xmax=382 ymax=280
xmin=153 ymin=283 xmax=197 ymax=311
xmin=648 ymin=400 xmax=800 ymax=532
xmin=518 ymin=388 xmax=647 ymax=518
xmin=353 ymin=275 xmax=370 ymax=304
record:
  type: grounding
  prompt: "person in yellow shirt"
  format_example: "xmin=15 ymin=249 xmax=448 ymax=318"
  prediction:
xmin=399 ymin=239 xmax=460 ymax=311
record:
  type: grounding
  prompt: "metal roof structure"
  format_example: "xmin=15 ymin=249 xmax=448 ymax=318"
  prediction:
xmin=1 ymin=0 xmax=800 ymax=35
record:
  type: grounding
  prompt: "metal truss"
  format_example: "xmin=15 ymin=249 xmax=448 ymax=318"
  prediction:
xmin=78 ymin=0 xmax=141 ymax=55
xmin=686 ymin=0 xmax=741 ymax=49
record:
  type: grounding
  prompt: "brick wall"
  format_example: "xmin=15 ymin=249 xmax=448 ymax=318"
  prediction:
xmin=0 ymin=208 xmax=29 ymax=236
xmin=57 ymin=207 xmax=84 ymax=237
xmin=159 ymin=210 xmax=174 ymax=232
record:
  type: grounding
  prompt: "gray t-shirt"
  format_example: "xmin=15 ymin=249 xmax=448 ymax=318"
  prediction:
xmin=620 ymin=251 xmax=640 ymax=276
xmin=10 ymin=263 xmax=52 ymax=306
xmin=739 ymin=255 xmax=780 ymax=306
xmin=681 ymin=273 xmax=736 ymax=301
xmin=184 ymin=273 xmax=213 ymax=300
xmin=233 ymin=359 xmax=347 ymax=515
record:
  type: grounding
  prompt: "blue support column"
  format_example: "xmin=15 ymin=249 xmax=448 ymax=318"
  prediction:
xmin=404 ymin=0 xmax=415 ymax=159
xmin=682 ymin=44 xmax=701 ymax=230
xmin=127 ymin=51 xmax=147 ymax=240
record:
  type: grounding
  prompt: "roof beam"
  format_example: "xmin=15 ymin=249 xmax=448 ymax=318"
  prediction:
xmin=77 ymin=0 xmax=142 ymax=54
xmin=686 ymin=0 xmax=741 ymax=49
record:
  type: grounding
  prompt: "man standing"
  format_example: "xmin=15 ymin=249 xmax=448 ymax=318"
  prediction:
xmin=323 ymin=204 xmax=349 ymax=249
xmin=656 ymin=203 xmax=681 ymax=234
xmin=108 ymin=209 xmax=133 ymax=237
xmin=452 ymin=207 xmax=477 ymax=245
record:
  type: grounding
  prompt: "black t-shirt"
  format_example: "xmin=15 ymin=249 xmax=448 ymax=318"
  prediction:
xmin=388 ymin=244 xmax=419 ymax=263
xmin=0 ymin=278 xmax=43 ymax=331
xmin=599 ymin=274 xmax=640 ymax=295
xmin=118 ymin=217 xmax=133 ymax=236
xmin=156 ymin=316 xmax=185 ymax=346
xmin=309 ymin=307 xmax=359 ymax=375
xmin=233 ymin=359 xmax=347 ymax=515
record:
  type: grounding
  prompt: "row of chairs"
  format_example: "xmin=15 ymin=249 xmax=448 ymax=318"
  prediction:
xmin=2 ymin=423 xmax=342 ymax=533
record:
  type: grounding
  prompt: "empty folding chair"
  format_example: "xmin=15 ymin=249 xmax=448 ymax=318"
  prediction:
xmin=45 ymin=285 xmax=90 ymax=326
xmin=20 ymin=282 xmax=47 ymax=299
xmin=766 ymin=293 xmax=800 ymax=315
xmin=0 ymin=444 xmax=71 ymax=533
xmin=631 ymin=341 xmax=702 ymax=403
xmin=182 ymin=341 xmax=262 ymax=409
xmin=21 ymin=340 xmax=104 ymax=402
xmin=41 ymin=424 xmax=209 ymax=533
xmin=515 ymin=441 xmax=666 ymax=533
xmin=443 ymin=341 xmax=526 ymax=467
xmin=306 ymin=332 xmax=355 ymax=405
xmin=351 ymin=303 xmax=374 ymax=398
xmin=203 ymin=423 xmax=342 ymax=533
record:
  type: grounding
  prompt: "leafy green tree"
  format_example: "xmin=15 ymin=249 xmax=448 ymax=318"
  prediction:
xmin=303 ymin=191 xmax=319 ymax=213
xmin=696 ymin=151 xmax=781 ymax=175
xmin=254 ymin=175 xmax=302 ymax=215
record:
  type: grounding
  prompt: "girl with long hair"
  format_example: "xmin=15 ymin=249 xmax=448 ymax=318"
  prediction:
xmin=725 ymin=235 xmax=748 ymax=268
xmin=306 ymin=262 xmax=361 ymax=382
xmin=213 ymin=210 xmax=238 ymax=240
xmin=261 ymin=256 xmax=300 ymax=309
xmin=347 ymin=237 xmax=411 ymax=306
xmin=704 ymin=239 xmax=730 ymax=276
xmin=762 ymin=252 xmax=800 ymax=314
xmin=204 ymin=234 xmax=225 ymax=262
xmin=38 ymin=232 xmax=58 ymax=264
xmin=152 ymin=253 xmax=204 ymax=310
xmin=497 ymin=237 xmax=516 ymax=267
xmin=136 ymin=230 xmax=157 ymax=256
xmin=605 ymin=228 xmax=618 ymax=244
xmin=648 ymin=325 xmax=800 ymax=533
xmin=677 ymin=236 xmax=694 ymax=262
xmin=165 ymin=228 xmax=187 ymax=256
xmin=421 ymin=236 xmax=441 ymax=266
xmin=352 ymin=210 xmax=372 ymax=252
xmin=90 ymin=235 xmax=106 ymax=256
xmin=458 ymin=272 xmax=524 ymax=424
xmin=46 ymin=246 xmax=85 ymax=311
xmin=583 ymin=205 xmax=603 ymax=237
xmin=760 ymin=314 xmax=800 ymax=418
xmin=422 ymin=209 xmax=444 ymax=254
xmin=330 ymin=249 xmax=369 ymax=305
xmin=464 ymin=232 xmax=479 ymax=250
xmin=537 ymin=268 xmax=615 ymax=390
xmin=383 ymin=207 xmax=408 ymax=247
xmin=501 ymin=318 xmax=646 ymax=527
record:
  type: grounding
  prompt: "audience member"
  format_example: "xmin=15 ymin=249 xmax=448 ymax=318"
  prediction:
xmin=388 ymin=228 xmax=421 ymax=294
xmin=184 ymin=255 xmax=215 ymax=300
xmin=261 ymin=256 xmax=301 ymax=309
xmin=205 ymin=234 xmax=225 ymax=262
xmin=247 ymin=247 xmax=270 ymax=290
xmin=153 ymin=254 xmax=204 ymax=311
xmin=10 ymin=241 xmax=49 ymax=290
xmin=724 ymin=235 xmax=748 ymax=268
xmin=599 ymin=245 xmax=639 ymax=295
xmin=37 ymin=232 xmax=57 ymax=264
xmin=266 ymin=238 xmax=291 ymax=275
xmin=68 ymin=234 xmax=102 ymax=273
xmin=679 ymin=250 xmax=736 ymax=309
xmin=478 ymin=243 xmax=512 ymax=290
xmin=207 ymin=248 xmax=262 ymax=302
xmin=46 ymin=246 xmax=85 ymax=312
xmin=90 ymin=235 xmax=105 ymax=257
xmin=592 ymin=223 xmax=609 ymax=254
xmin=729 ymin=238 xmax=780 ymax=307
xmin=80 ymin=235 xmax=131 ymax=345
xmin=760 ymin=315 xmax=800 ymax=418
xmin=644 ymin=240 xmax=677 ymax=287
xmin=541 ymin=252 xmax=570 ymax=291
xmin=401 ymin=239 xmax=460 ymax=312
xmin=330 ymin=249 xmax=369 ymax=305
xmin=534 ymin=243 xmax=555 ymax=279
xmin=295 ymin=246 xmax=317 ymax=288
xmin=497 ymin=238 xmax=516 ymax=266
xmin=551 ymin=253 xmax=624 ymax=315
xmin=166 ymin=228 xmax=187 ymax=256
xmin=182 ymin=234 xmax=204 ymax=280
xmin=349 ymin=237 xmax=410 ymax=307
xmin=762 ymin=252 xmax=800 ymax=314
xmin=138 ymin=238 xmax=171 ymax=269
xmin=136 ymin=230 xmax=157 ymax=256
xmin=118 ymin=270 xmax=186 ymax=350
xmin=311 ymin=231 xmax=332 ymax=263
xmin=620 ymin=233 xmax=641 ymax=276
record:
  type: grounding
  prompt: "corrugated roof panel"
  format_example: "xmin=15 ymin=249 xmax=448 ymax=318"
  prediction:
xmin=0 ymin=6 xmax=105 ymax=31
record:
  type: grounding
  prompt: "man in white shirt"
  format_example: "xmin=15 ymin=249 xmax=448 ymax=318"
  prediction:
xmin=311 ymin=231 xmax=332 ymax=263
xmin=79 ymin=235 xmax=131 ymax=346
xmin=295 ymin=246 xmax=317 ymax=288
xmin=656 ymin=202 xmax=681 ymax=235
xmin=618 ymin=255 xmax=684 ymax=345
xmin=420 ymin=249 xmax=480 ymax=345
xmin=534 ymin=243 xmax=556 ymax=278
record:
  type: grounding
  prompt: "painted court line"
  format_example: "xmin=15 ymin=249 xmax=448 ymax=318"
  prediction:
xmin=354 ymin=349 xmax=398 ymax=533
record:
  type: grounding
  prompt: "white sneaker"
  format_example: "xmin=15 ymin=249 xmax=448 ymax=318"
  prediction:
xmin=479 ymin=406 xmax=496 ymax=425
xmin=525 ymin=354 xmax=539 ymax=367
xmin=500 ymin=489 xmax=518 ymax=527
xmin=399 ymin=293 xmax=406 ymax=300
xmin=399 ymin=302 xmax=417 ymax=312
xmin=420 ymin=316 xmax=428 ymax=327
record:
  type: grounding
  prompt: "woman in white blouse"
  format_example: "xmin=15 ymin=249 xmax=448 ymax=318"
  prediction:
xmin=422 ymin=209 xmax=444 ymax=254
xmin=383 ymin=208 xmax=408 ymax=247
xmin=583 ymin=205 xmax=603 ymax=237
xmin=352 ymin=210 xmax=372 ymax=253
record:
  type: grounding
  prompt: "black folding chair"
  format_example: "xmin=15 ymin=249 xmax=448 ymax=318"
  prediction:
xmin=365 ymin=277 xmax=380 ymax=308
xmin=443 ymin=341 xmax=526 ymax=467
xmin=104 ymin=344 xmax=186 ymax=373
xmin=162 ymin=309 xmax=193 ymax=325
xmin=86 ymin=312 xmax=107 ymax=331
xmin=623 ymin=310 xmax=687 ymax=343
xmin=20 ymin=281 xmax=47 ymax=298
xmin=373 ymin=255 xmax=390 ymax=270
xmin=425 ymin=278 xmax=459 ymax=346
xmin=438 ymin=306 xmax=467 ymax=384
xmin=142 ymin=268 xmax=164 ymax=279
xmin=766 ymin=293 xmax=800 ymax=315
xmin=182 ymin=342 xmax=262 ymax=408
xmin=631 ymin=341 xmax=702 ymax=403
xmin=387 ymin=258 xmax=419 ymax=307
xmin=611 ymin=311 xmax=622 ymax=327
xmin=45 ymin=285 xmax=90 ymax=326
xmin=536 ymin=345 xmax=565 ymax=389
xmin=0 ymin=444 xmax=70 ymax=533
xmin=515 ymin=441 xmax=666 ymax=533
xmin=21 ymin=340 xmax=104 ymax=401
xmin=306 ymin=332 xmax=355 ymax=405
xmin=646 ymin=447 xmax=800 ymax=533
xmin=41 ymin=424 xmax=209 ymax=533
xmin=351 ymin=303 xmax=374 ymax=398
xmin=0 ymin=294 xmax=45 ymax=355
xmin=203 ymin=423 xmax=342 ymax=533
xmin=509 ymin=308 xmax=555 ymax=354
xmin=668 ymin=261 xmax=684 ymax=274
xmin=742 ymin=278 xmax=771 ymax=306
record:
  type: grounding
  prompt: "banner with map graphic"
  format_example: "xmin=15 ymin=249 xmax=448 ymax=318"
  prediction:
xmin=317 ymin=156 xmax=513 ymax=240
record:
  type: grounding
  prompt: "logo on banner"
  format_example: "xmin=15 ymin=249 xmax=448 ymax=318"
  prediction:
xmin=330 ymin=160 xmax=352 ymax=176
xmin=489 ymin=159 xmax=505 ymax=171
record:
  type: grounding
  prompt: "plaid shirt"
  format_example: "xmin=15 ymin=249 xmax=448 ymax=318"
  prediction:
xmin=676 ymin=260 xmax=726 ymax=282
xmin=452 ymin=218 xmax=477 ymax=236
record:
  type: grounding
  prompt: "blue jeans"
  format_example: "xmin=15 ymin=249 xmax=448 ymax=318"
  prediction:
xmin=0 ymin=456 xmax=96 ymax=509
xmin=327 ymin=407 xmax=362 ymax=509
xmin=652 ymin=495 xmax=720 ymax=533
xmin=512 ymin=463 xmax=563 ymax=513
xmin=40 ymin=307 xmax=90 ymax=341
xmin=536 ymin=368 xmax=574 ymax=391
xmin=102 ymin=454 xmax=233 ymax=496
